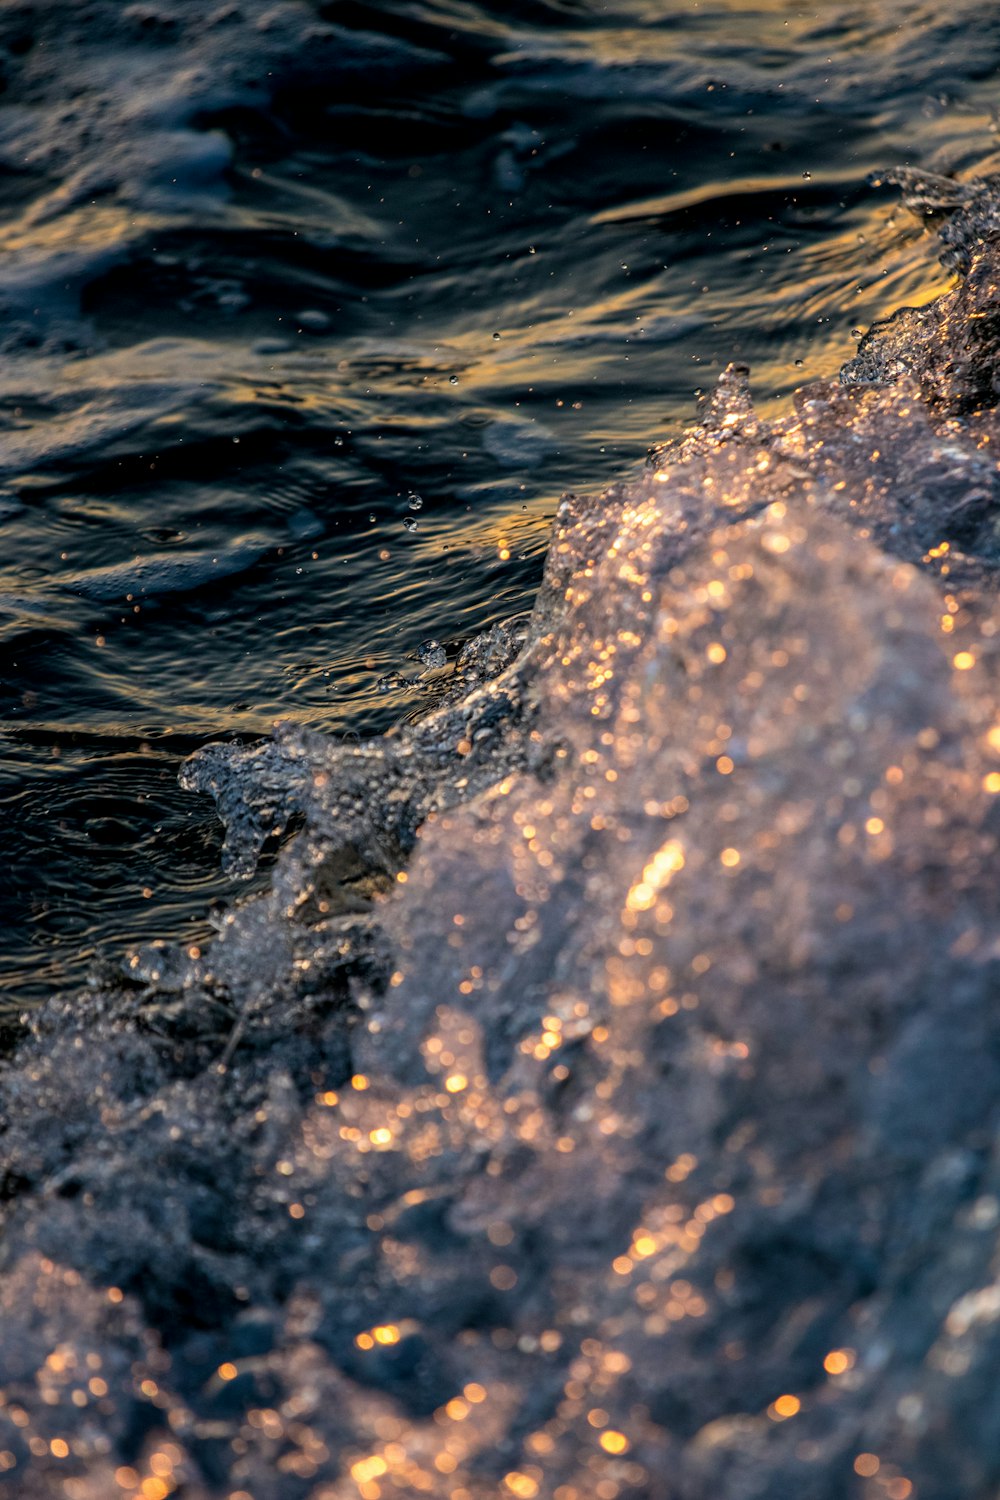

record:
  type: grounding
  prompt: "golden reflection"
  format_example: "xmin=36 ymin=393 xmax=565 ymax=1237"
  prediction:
xmin=768 ymin=1394 xmax=801 ymax=1421
xmin=625 ymin=839 xmax=685 ymax=912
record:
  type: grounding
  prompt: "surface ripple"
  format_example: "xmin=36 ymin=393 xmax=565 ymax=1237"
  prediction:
xmin=0 ymin=0 xmax=998 ymax=999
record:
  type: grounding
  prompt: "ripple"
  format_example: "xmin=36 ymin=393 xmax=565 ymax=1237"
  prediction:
xmin=0 ymin=746 xmax=242 ymax=1003
xmin=1 ymin=0 xmax=998 ymax=1004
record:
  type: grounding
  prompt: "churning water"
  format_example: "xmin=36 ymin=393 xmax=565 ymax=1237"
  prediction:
xmin=1 ymin=0 xmax=999 ymax=1006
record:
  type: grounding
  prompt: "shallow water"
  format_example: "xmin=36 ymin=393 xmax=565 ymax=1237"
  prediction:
xmin=1 ymin=0 xmax=998 ymax=1005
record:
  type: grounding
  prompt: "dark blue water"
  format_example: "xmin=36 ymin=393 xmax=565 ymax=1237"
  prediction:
xmin=1 ymin=0 xmax=998 ymax=1007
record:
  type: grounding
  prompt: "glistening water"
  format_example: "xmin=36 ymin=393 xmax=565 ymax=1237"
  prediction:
xmin=0 ymin=0 xmax=998 ymax=1008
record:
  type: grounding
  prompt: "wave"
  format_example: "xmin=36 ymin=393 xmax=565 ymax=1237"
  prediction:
xmin=1 ymin=170 xmax=1000 ymax=1497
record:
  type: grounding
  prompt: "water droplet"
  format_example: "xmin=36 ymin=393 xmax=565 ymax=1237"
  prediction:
xmin=407 ymin=493 xmax=423 ymax=511
xmin=794 ymin=358 xmax=804 ymax=367
xmin=334 ymin=436 xmax=344 ymax=447
xmin=449 ymin=375 xmax=459 ymax=385
xmin=851 ymin=328 xmax=864 ymax=340
xmin=417 ymin=639 xmax=447 ymax=669
xmin=802 ymin=171 xmax=812 ymax=180
xmin=368 ymin=514 xmax=377 ymax=524
xmin=493 ymin=332 xmax=501 ymax=341
xmin=403 ymin=517 xmax=418 ymax=533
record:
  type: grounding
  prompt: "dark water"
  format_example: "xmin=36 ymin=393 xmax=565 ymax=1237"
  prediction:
xmin=1 ymin=0 xmax=998 ymax=1007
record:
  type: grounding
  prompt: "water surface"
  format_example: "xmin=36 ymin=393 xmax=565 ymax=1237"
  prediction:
xmin=0 ymin=0 xmax=997 ymax=1004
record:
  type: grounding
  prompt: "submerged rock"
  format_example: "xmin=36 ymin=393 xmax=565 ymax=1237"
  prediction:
xmin=4 ymin=175 xmax=1000 ymax=1498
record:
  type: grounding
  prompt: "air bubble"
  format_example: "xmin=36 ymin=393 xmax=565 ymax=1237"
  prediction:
xmin=407 ymin=493 xmax=423 ymax=511
xmin=403 ymin=517 xmax=418 ymax=533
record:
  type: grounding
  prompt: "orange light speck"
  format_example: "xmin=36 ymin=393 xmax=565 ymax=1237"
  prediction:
xmin=351 ymin=1456 xmax=388 ymax=1484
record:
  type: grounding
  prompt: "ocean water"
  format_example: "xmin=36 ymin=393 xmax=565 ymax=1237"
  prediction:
xmin=0 ymin=0 xmax=998 ymax=1008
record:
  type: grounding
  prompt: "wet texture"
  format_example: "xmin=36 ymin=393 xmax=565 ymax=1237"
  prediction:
xmin=843 ymin=170 xmax=1000 ymax=413
xmin=2 ymin=177 xmax=1000 ymax=1498
xmin=6 ymin=0 xmax=1000 ymax=1004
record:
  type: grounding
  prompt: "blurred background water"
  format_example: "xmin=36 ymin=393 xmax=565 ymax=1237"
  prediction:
xmin=0 ymin=0 xmax=998 ymax=1007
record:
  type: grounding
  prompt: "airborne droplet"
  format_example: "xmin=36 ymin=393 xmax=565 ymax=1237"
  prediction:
xmin=417 ymin=640 xmax=447 ymax=669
